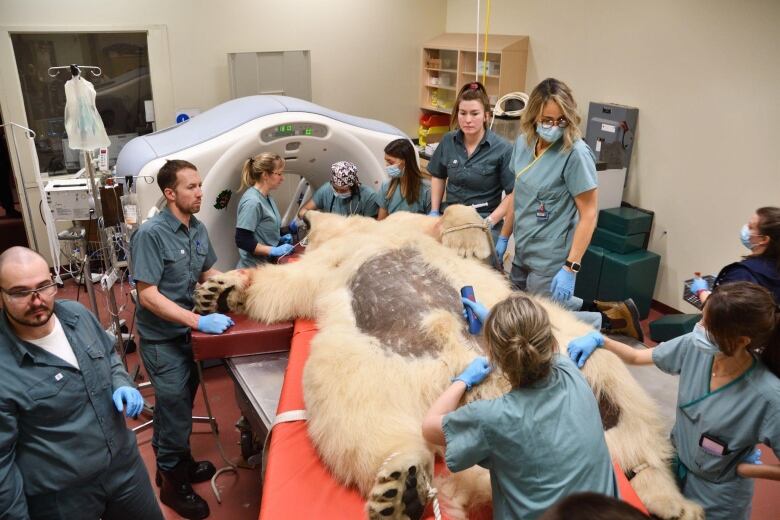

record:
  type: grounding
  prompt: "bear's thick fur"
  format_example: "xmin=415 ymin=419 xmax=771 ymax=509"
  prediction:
xmin=195 ymin=206 xmax=703 ymax=520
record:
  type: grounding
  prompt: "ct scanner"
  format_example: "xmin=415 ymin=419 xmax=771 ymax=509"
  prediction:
xmin=115 ymin=95 xmax=408 ymax=270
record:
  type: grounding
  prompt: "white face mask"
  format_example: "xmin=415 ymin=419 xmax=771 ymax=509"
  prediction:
xmin=332 ymin=186 xmax=351 ymax=199
xmin=692 ymin=322 xmax=720 ymax=356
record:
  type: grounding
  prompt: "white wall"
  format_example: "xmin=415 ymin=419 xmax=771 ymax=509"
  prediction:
xmin=0 ymin=0 xmax=447 ymax=261
xmin=448 ymin=0 xmax=780 ymax=310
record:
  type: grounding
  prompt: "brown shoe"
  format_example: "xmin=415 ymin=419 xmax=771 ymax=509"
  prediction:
xmin=596 ymin=298 xmax=644 ymax=342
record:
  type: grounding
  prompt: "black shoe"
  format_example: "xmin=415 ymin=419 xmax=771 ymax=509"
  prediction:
xmin=156 ymin=456 xmax=216 ymax=486
xmin=159 ymin=461 xmax=210 ymax=519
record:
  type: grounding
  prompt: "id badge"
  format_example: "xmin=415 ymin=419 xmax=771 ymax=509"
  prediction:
xmin=536 ymin=202 xmax=549 ymax=221
xmin=699 ymin=433 xmax=728 ymax=456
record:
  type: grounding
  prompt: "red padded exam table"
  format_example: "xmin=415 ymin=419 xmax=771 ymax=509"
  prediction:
xmin=257 ymin=319 xmax=648 ymax=519
xmin=194 ymin=316 xmax=647 ymax=518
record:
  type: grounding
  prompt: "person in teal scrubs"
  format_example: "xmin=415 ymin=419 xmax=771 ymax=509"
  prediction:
xmin=568 ymin=282 xmax=780 ymax=520
xmin=377 ymin=138 xmax=431 ymax=219
xmin=499 ymin=78 xmax=641 ymax=339
xmin=235 ymin=152 xmax=294 ymax=267
xmin=423 ymin=294 xmax=617 ymax=520
xmin=427 ymin=82 xmax=514 ymax=239
xmin=298 ymin=160 xmax=380 ymax=218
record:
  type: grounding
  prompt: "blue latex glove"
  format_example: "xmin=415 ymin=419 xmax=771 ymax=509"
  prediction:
xmin=289 ymin=219 xmax=301 ymax=234
xmin=269 ymin=243 xmax=295 ymax=257
xmin=112 ymin=386 xmax=143 ymax=418
xmin=197 ymin=313 xmax=235 ymax=334
xmin=550 ymin=267 xmax=576 ymax=302
xmin=495 ymin=236 xmax=509 ymax=262
xmin=567 ymin=331 xmax=605 ymax=368
xmin=461 ymin=297 xmax=489 ymax=323
xmin=279 ymin=234 xmax=293 ymax=245
xmin=428 ymin=210 xmax=441 ymax=217
xmin=690 ymin=277 xmax=709 ymax=294
xmin=452 ymin=357 xmax=492 ymax=390
xmin=742 ymin=447 xmax=762 ymax=465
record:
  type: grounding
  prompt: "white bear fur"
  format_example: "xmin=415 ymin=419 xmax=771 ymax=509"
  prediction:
xmin=197 ymin=207 xmax=703 ymax=519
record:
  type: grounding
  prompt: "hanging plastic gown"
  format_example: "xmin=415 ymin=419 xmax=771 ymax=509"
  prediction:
xmin=64 ymin=75 xmax=110 ymax=150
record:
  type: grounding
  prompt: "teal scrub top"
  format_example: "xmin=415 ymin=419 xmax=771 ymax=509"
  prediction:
xmin=510 ymin=137 xmax=597 ymax=277
xmin=235 ymin=186 xmax=282 ymax=268
xmin=427 ymin=129 xmax=513 ymax=215
xmin=652 ymin=334 xmax=780 ymax=520
xmin=378 ymin=180 xmax=431 ymax=215
xmin=442 ymin=355 xmax=617 ymax=520
xmin=131 ymin=207 xmax=217 ymax=341
xmin=311 ymin=184 xmax=380 ymax=217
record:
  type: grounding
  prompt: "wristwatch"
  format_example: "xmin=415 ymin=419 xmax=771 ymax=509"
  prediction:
xmin=564 ymin=260 xmax=581 ymax=273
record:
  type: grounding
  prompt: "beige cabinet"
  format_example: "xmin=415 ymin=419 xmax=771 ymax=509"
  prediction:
xmin=420 ymin=33 xmax=529 ymax=114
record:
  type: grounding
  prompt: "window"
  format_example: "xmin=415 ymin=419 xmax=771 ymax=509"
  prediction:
xmin=11 ymin=32 xmax=153 ymax=174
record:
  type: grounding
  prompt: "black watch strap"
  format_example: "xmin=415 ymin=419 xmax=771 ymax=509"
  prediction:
xmin=565 ymin=260 xmax=581 ymax=273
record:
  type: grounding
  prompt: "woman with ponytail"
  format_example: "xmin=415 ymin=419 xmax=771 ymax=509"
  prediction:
xmin=568 ymin=281 xmax=780 ymax=520
xmin=422 ymin=294 xmax=617 ymax=519
xmin=234 ymin=153 xmax=294 ymax=267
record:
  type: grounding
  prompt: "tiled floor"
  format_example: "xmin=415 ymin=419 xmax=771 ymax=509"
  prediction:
xmin=53 ymin=280 xmax=777 ymax=519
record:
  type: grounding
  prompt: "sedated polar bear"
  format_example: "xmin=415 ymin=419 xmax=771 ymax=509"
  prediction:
xmin=195 ymin=206 xmax=703 ymax=520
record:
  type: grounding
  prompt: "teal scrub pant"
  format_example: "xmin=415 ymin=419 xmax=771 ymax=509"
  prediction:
xmin=509 ymin=262 xmax=602 ymax=329
xmin=140 ymin=338 xmax=199 ymax=472
xmin=27 ymin=443 xmax=163 ymax=520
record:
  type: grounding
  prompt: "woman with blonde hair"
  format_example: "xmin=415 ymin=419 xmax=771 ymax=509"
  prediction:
xmin=423 ymin=294 xmax=616 ymax=519
xmin=234 ymin=152 xmax=294 ymax=267
xmin=498 ymin=78 xmax=641 ymax=340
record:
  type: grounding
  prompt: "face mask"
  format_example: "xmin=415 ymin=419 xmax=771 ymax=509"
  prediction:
xmin=536 ymin=123 xmax=564 ymax=144
xmin=332 ymin=186 xmax=351 ymax=199
xmin=740 ymin=224 xmax=754 ymax=249
xmin=385 ymin=165 xmax=402 ymax=178
xmin=692 ymin=323 xmax=720 ymax=355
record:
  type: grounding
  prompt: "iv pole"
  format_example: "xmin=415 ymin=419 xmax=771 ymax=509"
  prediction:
xmin=51 ymin=63 xmax=127 ymax=363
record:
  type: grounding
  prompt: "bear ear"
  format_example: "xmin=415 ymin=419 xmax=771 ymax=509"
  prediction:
xmin=439 ymin=204 xmax=492 ymax=260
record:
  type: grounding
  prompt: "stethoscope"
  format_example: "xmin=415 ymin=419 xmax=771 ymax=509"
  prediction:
xmin=329 ymin=188 xmax=362 ymax=216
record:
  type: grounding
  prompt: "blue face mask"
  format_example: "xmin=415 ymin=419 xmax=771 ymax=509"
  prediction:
xmin=332 ymin=186 xmax=351 ymax=199
xmin=385 ymin=164 xmax=402 ymax=178
xmin=740 ymin=224 xmax=754 ymax=249
xmin=692 ymin=323 xmax=720 ymax=355
xmin=536 ymin=123 xmax=564 ymax=144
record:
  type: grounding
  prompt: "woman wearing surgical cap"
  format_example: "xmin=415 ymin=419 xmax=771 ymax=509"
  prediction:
xmin=298 ymin=160 xmax=381 ymax=218
xmin=234 ymin=152 xmax=294 ymax=267
xmin=377 ymin=138 xmax=431 ymax=220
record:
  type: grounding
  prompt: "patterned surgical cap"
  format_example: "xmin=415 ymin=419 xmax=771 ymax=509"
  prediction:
xmin=330 ymin=161 xmax=359 ymax=188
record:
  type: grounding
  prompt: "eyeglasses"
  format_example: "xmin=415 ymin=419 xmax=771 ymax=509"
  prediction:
xmin=1 ymin=281 xmax=58 ymax=302
xmin=539 ymin=117 xmax=569 ymax=129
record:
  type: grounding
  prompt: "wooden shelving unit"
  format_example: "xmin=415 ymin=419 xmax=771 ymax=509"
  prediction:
xmin=420 ymin=33 xmax=529 ymax=116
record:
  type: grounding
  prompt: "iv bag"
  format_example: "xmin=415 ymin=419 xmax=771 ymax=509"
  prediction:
xmin=64 ymin=76 xmax=110 ymax=150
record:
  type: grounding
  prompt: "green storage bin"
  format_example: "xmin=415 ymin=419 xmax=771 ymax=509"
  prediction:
xmin=574 ymin=246 xmax=604 ymax=302
xmin=598 ymin=207 xmax=653 ymax=235
xmin=649 ymin=314 xmax=702 ymax=342
xmin=597 ymin=249 xmax=661 ymax=319
xmin=591 ymin=227 xmax=646 ymax=254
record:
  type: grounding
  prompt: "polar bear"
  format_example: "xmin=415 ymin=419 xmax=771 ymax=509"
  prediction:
xmin=195 ymin=206 xmax=703 ymax=520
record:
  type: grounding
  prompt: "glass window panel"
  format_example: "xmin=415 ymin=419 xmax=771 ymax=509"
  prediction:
xmin=11 ymin=32 xmax=153 ymax=174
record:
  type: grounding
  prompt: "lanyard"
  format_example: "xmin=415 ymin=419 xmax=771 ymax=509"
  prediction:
xmin=515 ymin=142 xmax=552 ymax=180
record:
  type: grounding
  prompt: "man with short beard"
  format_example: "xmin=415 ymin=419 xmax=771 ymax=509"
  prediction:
xmin=0 ymin=246 xmax=163 ymax=519
xmin=130 ymin=159 xmax=233 ymax=519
